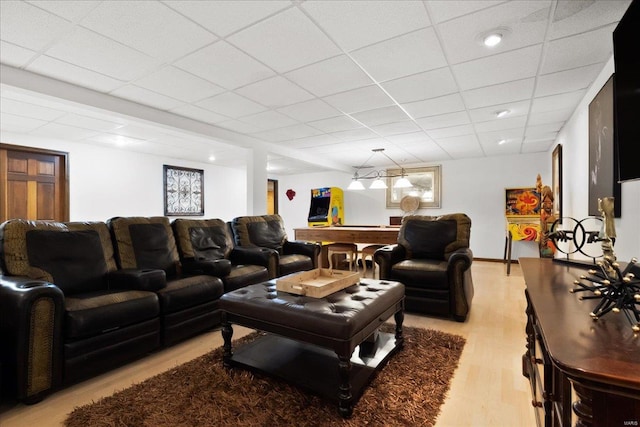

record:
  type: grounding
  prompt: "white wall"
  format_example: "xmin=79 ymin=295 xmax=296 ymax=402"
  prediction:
xmin=555 ymin=58 xmax=640 ymax=261
xmin=2 ymin=132 xmax=247 ymax=222
xmin=275 ymin=152 xmax=549 ymax=260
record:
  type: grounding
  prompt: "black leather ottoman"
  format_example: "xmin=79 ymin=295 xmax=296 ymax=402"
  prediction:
xmin=220 ymin=278 xmax=405 ymax=418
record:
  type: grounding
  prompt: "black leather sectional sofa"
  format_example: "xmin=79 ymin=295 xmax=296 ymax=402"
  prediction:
xmin=0 ymin=215 xmax=320 ymax=404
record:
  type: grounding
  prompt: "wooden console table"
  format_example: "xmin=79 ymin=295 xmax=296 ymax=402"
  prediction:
xmin=294 ymin=226 xmax=399 ymax=245
xmin=520 ymin=258 xmax=640 ymax=427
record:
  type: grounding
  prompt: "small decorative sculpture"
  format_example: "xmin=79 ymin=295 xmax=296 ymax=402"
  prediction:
xmin=536 ymin=174 xmax=556 ymax=258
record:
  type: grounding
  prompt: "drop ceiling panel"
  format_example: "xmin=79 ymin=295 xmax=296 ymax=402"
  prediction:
xmin=0 ymin=112 xmax=47 ymax=132
xmin=0 ymin=1 xmax=73 ymax=51
xmin=1 ymin=97 xmax=66 ymax=121
xmin=530 ymin=90 xmax=587 ymax=114
xmin=473 ymin=115 xmax=527 ymax=133
xmin=302 ymin=0 xmax=431 ymax=52
xmin=541 ymin=24 xmax=616 ymax=74
xmin=426 ymin=0 xmax=506 ymax=24
xmin=133 ymin=66 xmax=225 ymax=103
xmin=277 ymin=99 xmax=341 ymax=122
xmin=228 ymin=7 xmax=341 ymax=73
xmin=235 ymin=76 xmax=314 ymax=108
xmin=239 ymin=110 xmax=298 ymax=131
xmin=173 ymin=41 xmax=275 ymax=91
xmin=461 ymin=78 xmax=535 ymax=109
xmin=382 ymin=67 xmax=458 ymax=104
xmin=548 ymin=0 xmax=632 ymax=40
xmin=469 ymin=100 xmax=530 ymax=123
xmin=322 ymin=85 xmax=395 ymax=114
xmin=350 ymin=28 xmax=447 ymax=83
xmin=402 ymin=93 xmax=466 ymax=119
xmin=169 ymin=104 xmax=229 ymax=125
xmin=195 ymin=92 xmax=267 ymax=118
xmin=426 ymin=124 xmax=475 ymax=139
xmin=535 ymin=63 xmax=603 ymax=97
xmin=27 ymin=55 xmax=125 ymax=92
xmin=527 ymin=107 xmax=575 ymax=126
xmin=416 ymin=111 xmax=470 ymax=130
xmin=55 ymin=113 xmax=124 ymax=132
xmin=371 ymin=121 xmax=421 ymax=136
xmin=285 ymin=55 xmax=372 ymax=97
xmin=0 ymin=42 xmax=37 ymax=67
xmin=110 ymin=85 xmax=185 ymax=111
xmin=351 ymin=106 xmax=409 ymax=127
xmin=30 ymin=122 xmax=99 ymax=140
xmin=309 ymin=115 xmax=362 ymax=133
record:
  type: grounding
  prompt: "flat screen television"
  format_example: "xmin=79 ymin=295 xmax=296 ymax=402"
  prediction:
xmin=613 ymin=0 xmax=640 ymax=182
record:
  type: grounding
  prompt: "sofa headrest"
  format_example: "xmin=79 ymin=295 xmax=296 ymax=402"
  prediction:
xmin=108 ymin=216 xmax=179 ymax=276
xmin=398 ymin=213 xmax=471 ymax=260
xmin=0 ymin=219 xmax=116 ymax=291
xmin=172 ymin=218 xmax=233 ymax=261
xmin=231 ymin=215 xmax=287 ymax=251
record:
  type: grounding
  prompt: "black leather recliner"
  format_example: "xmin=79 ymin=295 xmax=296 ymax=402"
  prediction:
xmin=375 ymin=213 xmax=474 ymax=322
xmin=171 ymin=218 xmax=270 ymax=293
xmin=230 ymin=214 xmax=320 ymax=279
xmin=0 ymin=219 xmax=162 ymax=403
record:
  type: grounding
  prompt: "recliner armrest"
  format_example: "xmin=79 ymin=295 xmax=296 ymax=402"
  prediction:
xmin=107 ymin=269 xmax=167 ymax=291
xmin=181 ymin=258 xmax=232 ymax=278
xmin=446 ymin=248 xmax=473 ymax=271
xmin=0 ymin=275 xmax=64 ymax=402
xmin=374 ymin=245 xmax=406 ymax=279
xmin=229 ymin=247 xmax=277 ymax=268
xmin=283 ymin=240 xmax=321 ymax=267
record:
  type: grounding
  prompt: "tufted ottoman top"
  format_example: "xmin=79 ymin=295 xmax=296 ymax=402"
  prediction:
xmin=220 ymin=278 xmax=404 ymax=341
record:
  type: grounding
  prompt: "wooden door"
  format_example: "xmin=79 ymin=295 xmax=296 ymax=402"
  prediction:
xmin=0 ymin=144 xmax=69 ymax=222
xmin=267 ymin=179 xmax=278 ymax=215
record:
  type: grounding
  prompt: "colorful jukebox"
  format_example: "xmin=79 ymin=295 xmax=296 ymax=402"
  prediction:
xmin=308 ymin=187 xmax=344 ymax=226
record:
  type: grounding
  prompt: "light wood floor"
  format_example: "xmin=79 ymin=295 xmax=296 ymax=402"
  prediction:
xmin=0 ymin=261 xmax=536 ymax=426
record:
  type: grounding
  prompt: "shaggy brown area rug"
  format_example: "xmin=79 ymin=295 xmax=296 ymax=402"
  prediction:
xmin=65 ymin=326 xmax=465 ymax=427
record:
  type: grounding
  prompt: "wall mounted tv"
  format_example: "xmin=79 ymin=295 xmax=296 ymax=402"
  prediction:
xmin=613 ymin=0 xmax=640 ymax=182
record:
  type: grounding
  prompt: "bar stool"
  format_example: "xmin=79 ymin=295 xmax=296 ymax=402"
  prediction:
xmin=326 ymin=243 xmax=358 ymax=271
xmin=359 ymin=245 xmax=385 ymax=278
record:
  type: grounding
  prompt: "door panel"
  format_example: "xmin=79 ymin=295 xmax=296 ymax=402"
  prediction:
xmin=0 ymin=144 xmax=68 ymax=222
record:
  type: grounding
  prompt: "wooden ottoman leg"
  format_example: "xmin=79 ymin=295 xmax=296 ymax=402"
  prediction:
xmin=221 ymin=321 xmax=234 ymax=368
xmin=394 ymin=309 xmax=404 ymax=349
xmin=338 ymin=354 xmax=353 ymax=418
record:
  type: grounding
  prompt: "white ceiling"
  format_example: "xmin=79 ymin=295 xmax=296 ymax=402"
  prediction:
xmin=0 ymin=0 xmax=632 ymax=175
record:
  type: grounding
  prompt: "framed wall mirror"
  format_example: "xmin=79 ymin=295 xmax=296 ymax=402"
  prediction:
xmin=386 ymin=165 xmax=441 ymax=209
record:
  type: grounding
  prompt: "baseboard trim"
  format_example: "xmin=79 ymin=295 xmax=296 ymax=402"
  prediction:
xmin=474 ymin=257 xmax=518 ymax=264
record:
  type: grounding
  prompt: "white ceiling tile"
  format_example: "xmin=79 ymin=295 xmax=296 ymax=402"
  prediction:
xmin=195 ymin=92 xmax=267 ymax=118
xmin=285 ymin=55 xmax=372 ymax=97
xmin=477 ymin=128 xmax=524 ymax=146
xmin=521 ymin=140 xmax=554 ymax=152
xmin=323 ymin=85 xmax=395 ymax=114
xmin=386 ymin=131 xmax=433 ymax=145
xmin=173 ymin=41 xmax=275 ymax=90
xmin=549 ymin=0 xmax=632 ymax=40
xmin=309 ymin=115 xmax=362 ymax=133
xmin=0 ymin=97 xmax=66 ymax=121
xmin=302 ymin=0 xmax=430 ymax=51
xmin=45 ymin=27 xmax=160 ymax=81
xmin=351 ymin=106 xmax=409 ymax=127
xmin=240 ymin=110 xmax=298 ymax=131
xmin=0 ymin=41 xmax=37 ymax=67
xmin=524 ymin=132 xmax=558 ymax=144
xmin=402 ymin=93 xmax=465 ymax=119
xmin=282 ymin=134 xmax=341 ymax=149
xmin=0 ymin=1 xmax=73 ymax=51
xmin=0 ymin=112 xmax=47 ymax=132
xmin=525 ymin=122 xmax=564 ymax=136
xmin=27 ymin=0 xmax=98 ymax=21
xmin=535 ymin=64 xmax=603 ymax=97
xmin=469 ymin=100 xmax=530 ymax=123
xmin=235 ymin=76 xmax=314 ymax=108
xmin=30 ymin=122 xmax=99 ymax=140
xmin=27 ymin=55 xmax=126 ymax=92
xmin=416 ymin=111 xmax=470 ymax=130
xmin=228 ymin=7 xmax=341 ymax=73
xmin=330 ymin=127 xmax=378 ymax=142
xmin=253 ymin=123 xmax=324 ymax=141
xmin=351 ymin=28 xmax=447 ymax=82
xmin=382 ymin=67 xmax=458 ymax=103
xmin=527 ymin=107 xmax=575 ymax=126
xmin=530 ymin=90 xmax=586 ymax=114
xmin=453 ymin=44 xmax=542 ymax=90
xmin=370 ymin=121 xmax=421 ymax=136
xmin=216 ymin=119 xmax=264 ymax=134
xmin=110 ymin=85 xmax=185 ymax=110
xmin=461 ymin=78 xmax=535 ymax=109
xmin=435 ymin=134 xmax=481 ymax=150
xmin=55 ymin=113 xmax=124 ymax=132
xmin=541 ymin=24 xmax=616 ymax=74
xmin=473 ymin=115 xmax=527 ymax=132
xmin=277 ymin=99 xmax=341 ymax=122
xmin=426 ymin=1 xmax=506 ymax=24
xmin=482 ymin=139 xmax=522 ymax=155
xmin=169 ymin=104 xmax=228 ymax=124
xmin=426 ymin=124 xmax=475 ymax=139
xmin=437 ymin=1 xmax=550 ymax=64
xmin=164 ymin=0 xmax=292 ymax=37
xmin=80 ymin=1 xmax=216 ymax=62
xmin=133 ymin=66 xmax=224 ymax=103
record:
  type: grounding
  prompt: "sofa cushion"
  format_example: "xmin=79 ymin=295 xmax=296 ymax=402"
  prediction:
xmin=223 ymin=265 xmax=269 ymax=293
xmin=26 ymin=229 xmax=108 ymax=294
xmin=65 ymin=289 xmax=159 ymax=340
xmin=156 ymin=275 xmax=224 ymax=314
xmin=231 ymin=215 xmax=286 ymax=251
xmin=0 ymin=219 xmax=117 ymax=277
xmin=390 ymin=259 xmax=449 ymax=290
xmin=108 ymin=217 xmax=180 ymax=277
xmin=401 ymin=220 xmax=457 ymax=260
xmin=172 ymin=219 xmax=233 ymax=261
xmin=278 ymin=254 xmax=313 ymax=276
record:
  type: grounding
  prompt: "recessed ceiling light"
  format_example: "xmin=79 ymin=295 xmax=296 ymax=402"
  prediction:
xmin=208 ymin=155 xmax=216 ymax=162
xmin=496 ymin=109 xmax=510 ymax=118
xmin=498 ymin=139 xmax=508 ymax=145
xmin=483 ymin=33 xmax=503 ymax=47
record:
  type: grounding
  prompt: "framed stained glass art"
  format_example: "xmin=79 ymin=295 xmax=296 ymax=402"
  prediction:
xmin=163 ymin=165 xmax=204 ymax=216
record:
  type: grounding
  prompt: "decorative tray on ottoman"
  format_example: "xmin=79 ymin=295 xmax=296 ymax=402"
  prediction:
xmin=276 ymin=268 xmax=360 ymax=298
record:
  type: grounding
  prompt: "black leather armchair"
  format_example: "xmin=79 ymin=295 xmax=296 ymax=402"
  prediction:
xmin=375 ymin=214 xmax=474 ymax=322
xmin=171 ymin=218 xmax=269 ymax=292
xmin=230 ymin=215 xmax=320 ymax=279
